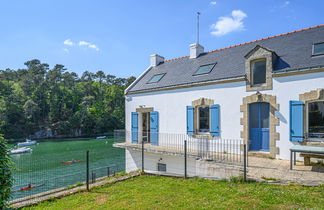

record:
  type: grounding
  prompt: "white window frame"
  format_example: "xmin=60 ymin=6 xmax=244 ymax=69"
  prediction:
xmin=197 ymin=105 xmax=210 ymax=135
xmin=306 ymin=100 xmax=324 ymax=142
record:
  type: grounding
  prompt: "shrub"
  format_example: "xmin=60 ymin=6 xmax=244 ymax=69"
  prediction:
xmin=0 ymin=135 xmax=13 ymax=208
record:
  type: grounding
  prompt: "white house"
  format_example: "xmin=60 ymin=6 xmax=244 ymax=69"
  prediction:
xmin=117 ymin=25 xmax=324 ymax=176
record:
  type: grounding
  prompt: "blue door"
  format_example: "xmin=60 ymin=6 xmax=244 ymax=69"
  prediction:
xmin=249 ymin=102 xmax=270 ymax=151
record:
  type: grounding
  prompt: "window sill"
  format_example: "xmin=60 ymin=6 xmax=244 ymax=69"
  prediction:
xmin=246 ymin=83 xmax=272 ymax=92
xmin=193 ymin=134 xmax=212 ymax=139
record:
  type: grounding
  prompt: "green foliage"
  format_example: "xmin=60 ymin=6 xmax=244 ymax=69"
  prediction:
xmin=0 ymin=59 xmax=136 ymax=138
xmin=261 ymin=176 xmax=280 ymax=181
xmin=229 ymin=176 xmax=245 ymax=183
xmin=0 ymin=135 xmax=13 ymax=208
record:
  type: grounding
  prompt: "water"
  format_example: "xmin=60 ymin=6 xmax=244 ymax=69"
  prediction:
xmin=9 ymin=138 xmax=125 ymax=200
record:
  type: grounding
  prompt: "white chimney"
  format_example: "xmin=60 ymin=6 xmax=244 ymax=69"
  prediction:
xmin=189 ymin=43 xmax=204 ymax=59
xmin=150 ymin=54 xmax=164 ymax=67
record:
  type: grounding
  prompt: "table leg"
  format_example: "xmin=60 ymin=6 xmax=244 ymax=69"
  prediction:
xmin=290 ymin=151 xmax=293 ymax=170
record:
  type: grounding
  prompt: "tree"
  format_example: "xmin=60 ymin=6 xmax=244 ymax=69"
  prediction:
xmin=0 ymin=59 xmax=136 ymax=138
xmin=0 ymin=135 xmax=13 ymax=208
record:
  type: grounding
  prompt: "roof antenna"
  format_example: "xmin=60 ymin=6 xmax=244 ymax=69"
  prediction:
xmin=197 ymin=12 xmax=201 ymax=44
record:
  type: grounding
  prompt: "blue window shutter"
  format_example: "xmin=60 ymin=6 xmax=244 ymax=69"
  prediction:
xmin=187 ymin=106 xmax=194 ymax=135
xmin=150 ymin=111 xmax=159 ymax=146
xmin=210 ymin=104 xmax=220 ymax=137
xmin=290 ymin=101 xmax=304 ymax=142
xmin=131 ymin=112 xmax=138 ymax=143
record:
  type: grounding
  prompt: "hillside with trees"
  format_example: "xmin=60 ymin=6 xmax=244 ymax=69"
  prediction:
xmin=0 ymin=59 xmax=135 ymax=139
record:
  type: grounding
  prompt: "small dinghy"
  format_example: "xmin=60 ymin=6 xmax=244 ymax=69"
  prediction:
xmin=10 ymin=147 xmax=32 ymax=154
xmin=61 ymin=160 xmax=82 ymax=164
xmin=13 ymin=183 xmax=45 ymax=192
xmin=17 ymin=139 xmax=37 ymax=147
xmin=96 ymin=136 xmax=107 ymax=139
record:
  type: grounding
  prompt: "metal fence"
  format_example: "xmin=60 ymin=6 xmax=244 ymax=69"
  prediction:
xmin=114 ymin=130 xmax=248 ymax=180
xmin=7 ymin=137 xmax=125 ymax=206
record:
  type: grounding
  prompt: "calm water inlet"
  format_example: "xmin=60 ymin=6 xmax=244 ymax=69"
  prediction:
xmin=10 ymin=138 xmax=125 ymax=200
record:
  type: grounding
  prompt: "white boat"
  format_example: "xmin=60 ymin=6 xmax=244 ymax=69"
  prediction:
xmin=96 ymin=136 xmax=107 ymax=139
xmin=17 ymin=139 xmax=37 ymax=147
xmin=10 ymin=147 xmax=32 ymax=154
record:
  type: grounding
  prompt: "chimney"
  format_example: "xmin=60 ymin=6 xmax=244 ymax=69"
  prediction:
xmin=189 ymin=43 xmax=204 ymax=59
xmin=150 ymin=54 xmax=164 ymax=67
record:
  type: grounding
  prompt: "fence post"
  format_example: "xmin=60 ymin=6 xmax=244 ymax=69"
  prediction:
xmin=86 ymin=150 xmax=90 ymax=191
xmin=142 ymin=140 xmax=144 ymax=173
xmin=107 ymin=167 xmax=110 ymax=177
xmin=243 ymin=144 xmax=247 ymax=182
xmin=184 ymin=140 xmax=187 ymax=179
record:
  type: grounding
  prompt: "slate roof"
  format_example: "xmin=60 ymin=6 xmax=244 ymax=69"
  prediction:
xmin=127 ymin=25 xmax=324 ymax=94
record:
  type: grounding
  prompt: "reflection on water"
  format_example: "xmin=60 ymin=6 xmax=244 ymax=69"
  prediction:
xmin=10 ymin=138 xmax=125 ymax=200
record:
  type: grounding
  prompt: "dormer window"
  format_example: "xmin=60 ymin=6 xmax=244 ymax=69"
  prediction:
xmin=251 ymin=59 xmax=266 ymax=86
xmin=245 ymin=45 xmax=274 ymax=91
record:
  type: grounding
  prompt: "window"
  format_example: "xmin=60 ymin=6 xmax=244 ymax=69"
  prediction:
xmin=308 ymin=101 xmax=324 ymax=141
xmin=193 ymin=63 xmax=216 ymax=75
xmin=147 ymin=73 xmax=165 ymax=83
xmin=313 ymin=43 xmax=324 ymax=55
xmin=251 ymin=59 xmax=266 ymax=85
xmin=157 ymin=163 xmax=166 ymax=172
xmin=197 ymin=106 xmax=210 ymax=133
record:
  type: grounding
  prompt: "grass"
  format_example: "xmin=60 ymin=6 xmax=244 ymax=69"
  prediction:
xmin=24 ymin=175 xmax=324 ymax=210
xmin=261 ymin=176 xmax=280 ymax=181
xmin=65 ymin=182 xmax=84 ymax=190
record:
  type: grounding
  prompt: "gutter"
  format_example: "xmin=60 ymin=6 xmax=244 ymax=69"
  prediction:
xmin=273 ymin=65 xmax=324 ymax=75
xmin=126 ymin=65 xmax=324 ymax=95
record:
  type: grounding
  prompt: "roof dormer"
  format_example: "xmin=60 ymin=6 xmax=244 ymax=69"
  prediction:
xmin=245 ymin=45 xmax=277 ymax=92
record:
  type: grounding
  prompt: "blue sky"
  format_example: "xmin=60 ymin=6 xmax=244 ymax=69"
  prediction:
xmin=0 ymin=0 xmax=323 ymax=78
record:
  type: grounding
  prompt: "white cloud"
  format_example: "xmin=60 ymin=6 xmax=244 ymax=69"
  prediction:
xmin=210 ymin=1 xmax=217 ymax=5
xmin=79 ymin=41 xmax=90 ymax=46
xmin=63 ymin=39 xmax=99 ymax=51
xmin=78 ymin=41 xmax=100 ymax=51
xmin=88 ymin=44 xmax=100 ymax=51
xmin=63 ymin=39 xmax=74 ymax=46
xmin=210 ymin=10 xmax=247 ymax=36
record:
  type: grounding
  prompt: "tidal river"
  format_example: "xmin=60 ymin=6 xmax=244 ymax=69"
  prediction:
xmin=9 ymin=138 xmax=125 ymax=200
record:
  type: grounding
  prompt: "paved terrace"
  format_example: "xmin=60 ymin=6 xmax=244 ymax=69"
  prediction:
xmin=248 ymin=156 xmax=324 ymax=186
xmin=115 ymin=142 xmax=324 ymax=186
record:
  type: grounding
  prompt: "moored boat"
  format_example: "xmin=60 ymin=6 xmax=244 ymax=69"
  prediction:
xmin=13 ymin=183 xmax=45 ymax=192
xmin=17 ymin=139 xmax=37 ymax=147
xmin=96 ymin=136 xmax=107 ymax=139
xmin=10 ymin=147 xmax=32 ymax=154
xmin=61 ymin=160 xmax=82 ymax=164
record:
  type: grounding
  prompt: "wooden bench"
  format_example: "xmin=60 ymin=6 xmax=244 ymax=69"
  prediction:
xmin=290 ymin=145 xmax=324 ymax=169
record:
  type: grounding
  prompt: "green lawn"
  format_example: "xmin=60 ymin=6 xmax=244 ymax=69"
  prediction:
xmin=24 ymin=175 xmax=324 ymax=210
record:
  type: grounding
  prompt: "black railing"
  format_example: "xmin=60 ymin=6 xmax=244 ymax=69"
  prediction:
xmin=114 ymin=130 xmax=244 ymax=163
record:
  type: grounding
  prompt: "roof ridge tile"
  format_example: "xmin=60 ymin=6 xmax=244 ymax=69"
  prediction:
xmin=162 ymin=24 xmax=324 ymax=63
